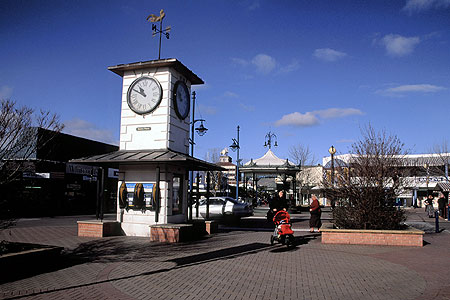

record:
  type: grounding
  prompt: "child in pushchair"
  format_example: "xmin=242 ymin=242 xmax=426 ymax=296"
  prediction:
xmin=270 ymin=210 xmax=295 ymax=248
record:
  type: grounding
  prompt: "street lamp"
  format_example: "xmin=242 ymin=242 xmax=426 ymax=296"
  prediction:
xmin=264 ymin=131 xmax=278 ymax=149
xmin=424 ymin=163 xmax=429 ymax=195
xmin=328 ymin=145 xmax=336 ymax=208
xmin=188 ymin=91 xmax=208 ymax=220
xmin=230 ymin=126 xmax=241 ymax=201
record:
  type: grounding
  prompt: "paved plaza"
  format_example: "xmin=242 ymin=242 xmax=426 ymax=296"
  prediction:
xmin=1 ymin=208 xmax=450 ymax=300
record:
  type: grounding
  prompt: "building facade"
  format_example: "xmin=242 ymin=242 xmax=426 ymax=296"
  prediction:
xmin=2 ymin=128 xmax=119 ymax=216
xmin=322 ymin=153 xmax=450 ymax=207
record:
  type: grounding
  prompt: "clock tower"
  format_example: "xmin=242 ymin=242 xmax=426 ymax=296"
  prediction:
xmin=72 ymin=58 xmax=223 ymax=238
xmin=108 ymin=58 xmax=204 ymax=154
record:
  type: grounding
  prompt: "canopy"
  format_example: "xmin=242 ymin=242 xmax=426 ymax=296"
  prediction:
xmin=241 ymin=149 xmax=300 ymax=175
xmin=70 ymin=149 xmax=224 ymax=171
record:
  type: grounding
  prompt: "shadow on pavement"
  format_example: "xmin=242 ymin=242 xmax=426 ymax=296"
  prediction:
xmin=1 ymin=248 xmax=85 ymax=284
xmin=1 ymin=235 xmax=219 ymax=284
xmin=219 ymin=217 xmax=309 ymax=233
xmin=168 ymin=242 xmax=270 ymax=266
xmin=2 ymin=242 xmax=274 ymax=299
xmin=268 ymin=233 xmax=320 ymax=253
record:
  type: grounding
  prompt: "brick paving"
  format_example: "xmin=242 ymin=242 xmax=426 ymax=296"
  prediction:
xmin=0 ymin=209 xmax=449 ymax=300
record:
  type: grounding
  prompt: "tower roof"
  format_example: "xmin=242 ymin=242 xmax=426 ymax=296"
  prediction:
xmin=108 ymin=58 xmax=204 ymax=84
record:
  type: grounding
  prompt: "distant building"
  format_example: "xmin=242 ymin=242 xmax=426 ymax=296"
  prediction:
xmin=322 ymin=152 xmax=450 ymax=207
xmin=217 ymin=148 xmax=236 ymax=187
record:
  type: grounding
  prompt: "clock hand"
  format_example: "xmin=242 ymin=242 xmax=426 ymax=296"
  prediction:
xmin=132 ymin=88 xmax=147 ymax=97
xmin=139 ymin=87 xmax=147 ymax=97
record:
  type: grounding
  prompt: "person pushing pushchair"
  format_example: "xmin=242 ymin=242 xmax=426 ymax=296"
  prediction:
xmin=267 ymin=190 xmax=288 ymax=222
xmin=425 ymin=194 xmax=435 ymax=218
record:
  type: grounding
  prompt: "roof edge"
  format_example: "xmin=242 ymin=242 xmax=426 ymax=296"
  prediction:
xmin=107 ymin=58 xmax=204 ymax=85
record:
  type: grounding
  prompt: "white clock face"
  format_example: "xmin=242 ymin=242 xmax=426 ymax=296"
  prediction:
xmin=127 ymin=76 xmax=162 ymax=115
xmin=173 ymin=81 xmax=190 ymax=120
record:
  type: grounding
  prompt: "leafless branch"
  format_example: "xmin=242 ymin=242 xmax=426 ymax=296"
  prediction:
xmin=325 ymin=125 xmax=407 ymax=230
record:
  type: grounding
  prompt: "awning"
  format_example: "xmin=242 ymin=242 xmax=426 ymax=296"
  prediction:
xmin=435 ymin=182 xmax=450 ymax=191
xmin=70 ymin=149 xmax=224 ymax=171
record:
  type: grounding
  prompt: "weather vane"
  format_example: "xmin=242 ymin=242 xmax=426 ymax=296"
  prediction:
xmin=147 ymin=9 xmax=171 ymax=60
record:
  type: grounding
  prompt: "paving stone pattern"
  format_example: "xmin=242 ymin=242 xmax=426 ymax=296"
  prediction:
xmin=0 ymin=209 xmax=449 ymax=299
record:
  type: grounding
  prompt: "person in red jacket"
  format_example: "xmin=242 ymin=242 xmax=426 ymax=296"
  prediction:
xmin=309 ymin=195 xmax=322 ymax=233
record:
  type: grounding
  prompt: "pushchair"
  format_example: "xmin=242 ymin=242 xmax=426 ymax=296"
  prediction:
xmin=426 ymin=203 xmax=435 ymax=218
xmin=270 ymin=210 xmax=295 ymax=248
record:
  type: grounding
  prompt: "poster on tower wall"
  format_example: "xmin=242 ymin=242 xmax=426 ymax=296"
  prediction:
xmin=125 ymin=182 xmax=155 ymax=210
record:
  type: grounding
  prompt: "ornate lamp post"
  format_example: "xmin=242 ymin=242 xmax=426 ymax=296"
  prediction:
xmin=230 ymin=126 xmax=241 ymax=201
xmin=264 ymin=131 xmax=278 ymax=149
xmin=188 ymin=91 xmax=208 ymax=220
xmin=424 ymin=163 xmax=430 ymax=195
xmin=328 ymin=145 xmax=336 ymax=208
xmin=328 ymin=146 xmax=336 ymax=184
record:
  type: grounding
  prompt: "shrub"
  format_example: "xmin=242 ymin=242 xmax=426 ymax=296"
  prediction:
xmin=325 ymin=125 xmax=406 ymax=230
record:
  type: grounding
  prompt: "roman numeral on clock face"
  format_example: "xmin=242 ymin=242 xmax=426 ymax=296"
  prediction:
xmin=127 ymin=76 xmax=162 ymax=115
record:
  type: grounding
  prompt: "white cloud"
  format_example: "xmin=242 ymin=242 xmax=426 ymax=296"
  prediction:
xmin=402 ymin=0 xmax=450 ymax=14
xmin=378 ymin=34 xmax=420 ymax=57
xmin=275 ymin=112 xmax=319 ymax=127
xmin=232 ymin=55 xmax=299 ymax=75
xmin=278 ymin=59 xmax=300 ymax=74
xmin=251 ymin=54 xmax=277 ymax=74
xmin=0 ymin=85 xmax=13 ymax=99
xmin=231 ymin=57 xmax=249 ymax=67
xmin=313 ymin=48 xmax=347 ymax=62
xmin=63 ymin=118 xmax=118 ymax=145
xmin=377 ymin=84 xmax=446 ymax=97
xmin=313 ymin=108 xmax=364 ymax=119
xmin=275 ymin=108 xmax=363 ymax=127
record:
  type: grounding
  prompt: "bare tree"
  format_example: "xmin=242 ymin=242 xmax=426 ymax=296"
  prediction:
xmin=204 ymin=148 xmax=220 ymax=164
xmin=204 ymin=148 xmax=221 ymax=195
xmin=289 ymin=144 xmax=317 ymax=204
xmin=429 ymin=139 xmax=450 ymax=181
xmin=0 ymin=99 xmax=64 ymax=230
xmin=326 ymin=125 xmax=406 ymax=230
xmin=288 ymin=144 xmax=316 ymax=166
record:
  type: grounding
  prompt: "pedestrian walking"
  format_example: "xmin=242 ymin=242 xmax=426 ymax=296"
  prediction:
xmin=438 ymin=192 xmax=447 ymax=218
xmin=270 ymin=190 xmax=288 ymax=212
xmin=425 ymin=194 xmax=434 ymax=218
xmin=309 ymin=195 xmax=322 ymax=232
xmin=267 ymin=190 xmax=287 ymax=222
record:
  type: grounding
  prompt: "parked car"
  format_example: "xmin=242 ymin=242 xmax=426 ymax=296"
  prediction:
xmin=192 ymin=196 xmax=253 ymax=220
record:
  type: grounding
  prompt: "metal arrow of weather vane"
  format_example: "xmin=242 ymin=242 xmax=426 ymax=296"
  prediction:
xmin=147 ymin=9 xmax=171 ymax=60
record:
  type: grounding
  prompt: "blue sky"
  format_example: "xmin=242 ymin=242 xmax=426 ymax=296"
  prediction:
xmin=1 ymin=0 xmax=449 ymax=164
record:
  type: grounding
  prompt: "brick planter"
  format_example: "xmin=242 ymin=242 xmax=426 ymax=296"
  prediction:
xmin=77 ymin=220 xmax=120 ymax=237
xmin=0 ymin=243 xmax=64 ymax=282
xmin=205 ymin=220 xmax=218 ymax=235
xmin=150 ymin=224 xmax=195 ymax=243
xmin=320 ymin=223 xmax=424 ymax=247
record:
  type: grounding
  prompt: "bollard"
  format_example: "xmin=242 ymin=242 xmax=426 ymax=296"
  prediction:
xmin=435 ymin=210 xmax=439 ymax=233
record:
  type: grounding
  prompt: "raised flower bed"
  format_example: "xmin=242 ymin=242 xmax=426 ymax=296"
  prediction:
xmin=320 ymin=223 xmax=424 ymax=247
xmin=0 ymin=242 xmax=64 ymax=282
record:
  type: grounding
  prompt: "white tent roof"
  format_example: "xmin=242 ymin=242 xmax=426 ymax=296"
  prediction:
xmin=244 ymin=149 xmax=295 ymax=166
